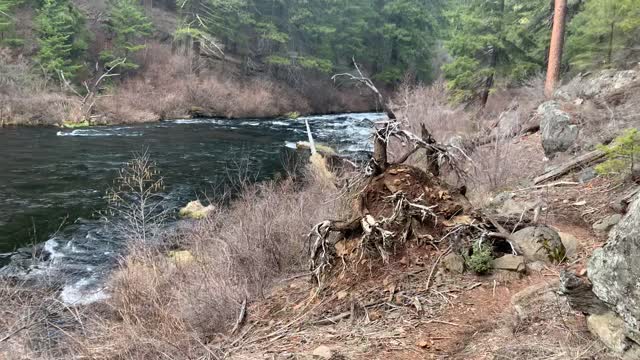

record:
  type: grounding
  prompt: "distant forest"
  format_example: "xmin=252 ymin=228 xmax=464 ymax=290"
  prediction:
xmin=1 ymin=0 xmax=639 ymax=108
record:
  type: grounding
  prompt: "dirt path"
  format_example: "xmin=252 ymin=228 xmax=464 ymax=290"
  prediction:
xmin=224 ymin=221 xmax=615 ymax=359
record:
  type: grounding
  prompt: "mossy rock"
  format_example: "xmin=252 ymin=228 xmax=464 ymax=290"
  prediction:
xmin=295 ymin=141 xmax=337 ymax=155
xmin=62 ymin=120 xmax=91 ymax=129
xmin=168 ymin=250 xmax=195 ymax=265
xmin=179 ymin=200 xmax=215 ymax=220
xmin=285 ymin=111 xmax=301 ymax=119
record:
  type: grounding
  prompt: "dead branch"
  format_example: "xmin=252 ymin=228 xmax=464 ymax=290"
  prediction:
xmin=230 ymin=298 xmax=247 ymax=335
xmin=58 ymin=58 xmax=126 ymax=122
xmin=534 ymin=150 xmax=606 ymax=184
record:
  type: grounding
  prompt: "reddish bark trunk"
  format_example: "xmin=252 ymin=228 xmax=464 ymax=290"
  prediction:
xmin=544 ymin=0 xmax=567 ymax=98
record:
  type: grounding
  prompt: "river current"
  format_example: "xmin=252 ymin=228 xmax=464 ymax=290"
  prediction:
xmin=0 ymin=113 xmax=383 ymax=303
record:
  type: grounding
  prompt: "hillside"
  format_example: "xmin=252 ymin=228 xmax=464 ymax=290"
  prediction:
xmin=1 ymin=0 xmax=639 ymax=126
xmin=2 ymin=65 xmax=640 ymax=359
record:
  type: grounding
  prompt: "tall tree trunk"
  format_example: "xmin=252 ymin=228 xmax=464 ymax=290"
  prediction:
xmin=607 ymin=22 xmax=615 ymax=66
xmin=479 ymin=48 xmax=496 ymax=108
xmin=192 ymin=40 xmax=201 ymax=75
xmin=544 ymin=0 xmax=567 ymax=98
xmin=480 ymin=0 xmax=504 ymax=108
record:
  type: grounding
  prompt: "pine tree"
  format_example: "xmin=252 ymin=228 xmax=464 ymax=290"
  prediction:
xmin=102 ymin=0 xmax=153 ymax=70
xmin=0 ymin=0 xmax=22 ymax=46
xmin=442 ymin=0 xmax=548 ymax=105
xmin=35 ymin=0 xmax=87 ymax=80
xmin=567 ymin=0 xmax=640 ymax=69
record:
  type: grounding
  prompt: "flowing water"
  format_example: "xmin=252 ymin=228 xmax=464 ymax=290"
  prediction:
xmin=0 ymin=113 xmax=383 ymax=303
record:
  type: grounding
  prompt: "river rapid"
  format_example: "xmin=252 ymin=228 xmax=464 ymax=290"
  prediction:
xmin=0 ymin=113 xmax=383 ymax=304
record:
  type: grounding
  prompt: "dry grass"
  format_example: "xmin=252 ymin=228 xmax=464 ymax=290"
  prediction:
xmin=96 ymin=44 xmax=312 ymax=123
xmin=0 ymin=280 xmax=82 ymax=359
xmin=1 ymin=42 xmax=373 ymax=126
xmin=386 ymin=79 xmax=547 ymax=206
xmin=0 ymin=47 xmax=83 ymax=126
xmin=70 ymin=167 xmax=343 ymax=359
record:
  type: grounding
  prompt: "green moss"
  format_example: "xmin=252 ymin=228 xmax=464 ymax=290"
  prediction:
xmin=595 ymin=128 xmax=640 ymax=178
xmin=285 ymin=111 xmax=300 ymax=119
xmin=62 ymin=120 xmax=90 ymax=129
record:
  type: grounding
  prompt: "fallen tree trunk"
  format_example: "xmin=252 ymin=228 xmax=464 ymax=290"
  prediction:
xmin=611 ymin=186 xmax=640 ymax=213
xmin=533 ymin=150 xmax=606 ymax=185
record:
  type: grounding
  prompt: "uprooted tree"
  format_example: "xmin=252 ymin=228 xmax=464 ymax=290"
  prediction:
xmin=307 ymin=61 xmax=532 ymax=285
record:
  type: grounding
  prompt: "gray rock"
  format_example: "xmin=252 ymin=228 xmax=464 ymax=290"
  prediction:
xmin=578 ymin=167 xmax=598 ymax=183
xmin=511 ymin=280 xmax=567 ymax=322
xmin=537 ymin=101 xmax=579 ymax=158
xmin=512 ymin=225 xmax=566 ymax=263
xmin=495 ymin=110 xmax=521 ymax=137
xmin=492 ymin=255 xmax=525 ymax=272
xmin=583 ymin=70 xmax=638 ymax=98
xmin=559 ymin=232 xmax=579 ymax=260
xmin=592 ymin=214 xmax=623 ymax=232
xmin=589 ymin=194 xmax=640 ymax=335
xmin=490 ymin=192 xmax=515 ymax=208
xmin=442 ymin=253 xmax=465 ymax=274
xmin=526 ymin=261 xmax=547 ymax=273
xmin=587 ymin=312 xmax=632 ymax=353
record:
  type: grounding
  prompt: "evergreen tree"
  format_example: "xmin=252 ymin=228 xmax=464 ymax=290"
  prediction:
xmin=375 ymin=0 xmax=442 ymax=84
xmin=102 ymin=0 xmax=153 ymax=70
xmin=0 ymin=0 xmax=22 ymax=47
xmin=442 ymin=0 xmax=547 ymax=105
xmin=35 ymin=0 xmax=88 ymax=80
xmin=567 ymin=0 xmax=640 ymax=69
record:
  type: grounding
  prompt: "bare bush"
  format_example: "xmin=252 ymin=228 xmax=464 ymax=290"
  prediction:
xmin=0 ymin=280 xmax=81 ymax=359
xmin=76 ymin=167 xmax=342 ymax=359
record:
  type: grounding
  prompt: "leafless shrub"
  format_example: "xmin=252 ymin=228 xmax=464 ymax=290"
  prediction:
xmin=0 ymin=280 xmax=82 ymax=359
xmin=105 ymin=150 xmax=169 ymax=244
xmin=74 ymin=165 xmax=343 ymax=359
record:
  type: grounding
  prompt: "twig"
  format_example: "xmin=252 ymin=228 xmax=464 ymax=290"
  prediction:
xmin=230 ymin=298 xmax=247 ymax=335
xmin=425 ymin=245 xmax=452 ymax=292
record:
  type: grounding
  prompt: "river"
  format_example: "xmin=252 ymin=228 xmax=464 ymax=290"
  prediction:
xmin=0 ymin=113 xmax=382 ymax=303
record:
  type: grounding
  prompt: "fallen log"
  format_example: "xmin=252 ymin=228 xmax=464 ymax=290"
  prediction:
xmin=533 ymin=150 xmax=606 ymax=185
xmin=611 ymin=186 xmax=640 ymax=213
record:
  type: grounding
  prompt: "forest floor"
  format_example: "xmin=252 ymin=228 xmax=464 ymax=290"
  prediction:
xmin=222 ymin=222 xmax=615 ymax=360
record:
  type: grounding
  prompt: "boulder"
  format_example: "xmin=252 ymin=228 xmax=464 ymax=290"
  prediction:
xmin=442 ymin=253 xmax=465 ymax=274
xmin=511 ymin=225 xmax=565 ymax=263
xmin=588 ymin=194 xmax=640 ymax=336
xmin=593 ymin=214 xmax=623 ymax=233
xmin=492 ymin=255 xmax=526 ymax=272
xmin=587 ymin=312 xmax=632 ymax=353
xmin=559 ymin=232 xmax=579 ymax=260
xmin=179 ymin=200 xmax=215 ymax=220
xmin=582 ymin=69 xmax=638 ymax=98
xmin=578 ymin=167 xmax=598 ymax=183
xmin=494 ymin=110 xmax=521 ymax=137
xmin=537 ymin=101 xmax=579 ymax=158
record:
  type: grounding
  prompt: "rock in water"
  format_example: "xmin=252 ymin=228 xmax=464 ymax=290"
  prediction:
xmin=537 ymin=101 xmax=578 ymax=158
xmin=511 ymin=225 xmax=565 ymax=263
xmin=589 ymin=194 xmax=640 ymax=339
xmin=179 ymin=200 xmax=215 ymax=220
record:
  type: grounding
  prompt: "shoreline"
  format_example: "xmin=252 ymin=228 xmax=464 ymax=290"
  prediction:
xmin=0 ymin=108 xmax=383 ymax=129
